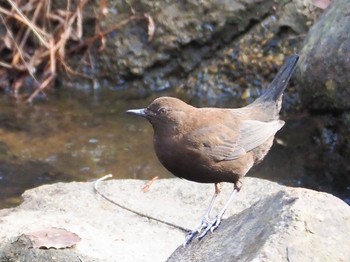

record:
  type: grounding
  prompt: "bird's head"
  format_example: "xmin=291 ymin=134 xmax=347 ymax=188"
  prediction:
xmin=126 ymin=97 xmax=193 ymax=132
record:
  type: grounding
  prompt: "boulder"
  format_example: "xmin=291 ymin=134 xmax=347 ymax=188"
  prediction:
xmin=0 ymin=178 xmax=349 ymax=261
xmin=296 ymin=0 xmax=350 ymax=111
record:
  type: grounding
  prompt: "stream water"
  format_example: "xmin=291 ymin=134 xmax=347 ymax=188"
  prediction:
xmin=0 ymin=87 xmax=348 ymax=209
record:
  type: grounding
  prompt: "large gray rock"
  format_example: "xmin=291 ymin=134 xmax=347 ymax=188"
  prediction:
xmin=296 ymin=0 xmax=350 ymax=111
xmin=168 ymin=188 xmax=350 ymax=261
xmin=0 ymin=178 xmax=349 ymax=261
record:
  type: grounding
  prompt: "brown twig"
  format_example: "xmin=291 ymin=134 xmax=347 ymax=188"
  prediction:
xmin=0 ymin=12 xmax=39 ymax=83
xmin=6 ymin=0 xmax=49 ymax=48
xmin=0 ymin=0 xmax=154 ymax=101
xmin=141 ymin=176 xmax=159 ymax=192
xmin=0 ymin=6 xmax=48 ymax=39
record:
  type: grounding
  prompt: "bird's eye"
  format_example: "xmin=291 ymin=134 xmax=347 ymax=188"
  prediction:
xmin=158 ymin=108 xmax=167 ymax=114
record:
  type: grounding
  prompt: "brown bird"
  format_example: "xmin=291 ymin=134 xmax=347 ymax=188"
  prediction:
xmin=127 ymin=54 xmax=299 ymax=244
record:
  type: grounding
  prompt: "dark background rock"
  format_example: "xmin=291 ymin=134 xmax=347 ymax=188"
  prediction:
xmin=302 ymin=114 xmax=350 ymax=196
xmin=181 ymin=0 xmax=323 ymax=106
xmin=276 ymin=114 xmax=350 ymax=203
xmin=65 ymin=0 xmax=278 ymax=93
xmin=294 ymin=0 xmax=350 ymax=202
xmin=296 ymin=0 xmax=350 ymax=112
xmin=62 ymin=0 xmax=315 ymax=101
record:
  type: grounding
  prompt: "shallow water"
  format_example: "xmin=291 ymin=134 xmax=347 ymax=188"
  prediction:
xmin=0 ymin=88 xmax=348 ymax=208
xmin=0 ymin=89 xmax=165 ymax=208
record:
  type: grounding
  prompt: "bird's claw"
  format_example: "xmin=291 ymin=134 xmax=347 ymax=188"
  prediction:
xmin=183 ymin=216 xmax=223 ymax=245
xmin=197 ymin=217 xmax=221 ymax=240
xmin=183 ymin=230 xmax=197 ymax=246
xmin=183 ymin=219 xmax=210 ymax=246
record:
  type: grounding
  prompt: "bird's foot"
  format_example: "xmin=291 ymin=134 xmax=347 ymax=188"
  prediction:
xmin=183 ymin=230 xmax=197 ymax=246
xmin=197 ymin=216 xmax=222 ymax=240
xmin=183 ymin=219 xmax=209 ymax=246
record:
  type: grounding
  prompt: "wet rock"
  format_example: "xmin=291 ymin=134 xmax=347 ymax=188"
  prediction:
xmin=63 ymin=0 xmax=311 ymax=98
xmin=296 ymin=0 xmax=350 ymax=111
xmin=1 ymin=178 xmax=349 ymax=261
xmin=181 ymin=0 xmax=320 ymax=106
xmin=168 ymin=188 xmax=350 ymax=262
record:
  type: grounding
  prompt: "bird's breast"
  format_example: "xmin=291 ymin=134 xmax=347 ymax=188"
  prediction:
xmin=152 ymin=133 xmax=241 ymax=184
xmin=153 ymin=134 xmax=200 ymax=177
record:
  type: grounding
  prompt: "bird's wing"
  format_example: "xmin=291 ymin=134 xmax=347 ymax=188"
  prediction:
xmin=184 ymin=120 xmax=284 ymax=162
xmin=223 ymin=119 xmax=285 ymax=160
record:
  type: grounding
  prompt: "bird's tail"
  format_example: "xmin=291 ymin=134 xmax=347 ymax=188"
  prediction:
xmin=254 ymin=54 xmax=299 ymax=103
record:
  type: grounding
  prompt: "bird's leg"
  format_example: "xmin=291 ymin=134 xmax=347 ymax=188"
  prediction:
xmin=184 ymin=183 xmax=221 ymax=246
xmin=198 ymin=183 xmax=222 ymax=229
xmin=197 ymin=182 xmax=240 ymax=240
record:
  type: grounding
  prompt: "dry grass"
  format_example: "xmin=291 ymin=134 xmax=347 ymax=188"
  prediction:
xmin=0 ymin=0 xmax=154 ymax=103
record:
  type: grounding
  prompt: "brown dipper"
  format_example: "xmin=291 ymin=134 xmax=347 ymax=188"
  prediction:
xmin=127 ymin=54 xmax=299 ymax=244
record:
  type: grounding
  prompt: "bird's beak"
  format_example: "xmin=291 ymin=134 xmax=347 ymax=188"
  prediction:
xmin=126 ymin=108 xmax=147 ymax=117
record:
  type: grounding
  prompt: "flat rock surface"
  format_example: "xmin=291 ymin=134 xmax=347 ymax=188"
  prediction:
xmin=0 ymin=178 xmax=349 ymax=261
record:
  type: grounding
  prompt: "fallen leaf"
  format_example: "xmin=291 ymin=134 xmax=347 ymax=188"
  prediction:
xmin=24 ymin=227 xmax=81 ymax=249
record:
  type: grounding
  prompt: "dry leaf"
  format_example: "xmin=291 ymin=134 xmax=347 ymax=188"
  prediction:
xmin=24 ymin=227 xmax=81 ymax=249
